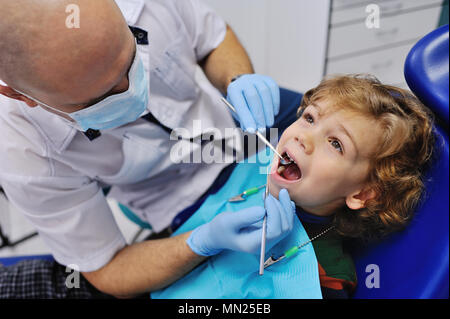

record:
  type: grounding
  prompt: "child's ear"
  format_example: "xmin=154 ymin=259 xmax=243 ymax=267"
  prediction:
xmin=345 ymin=187 xmax=377 ymax=210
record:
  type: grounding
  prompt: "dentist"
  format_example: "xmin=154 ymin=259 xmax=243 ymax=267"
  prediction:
xmin=0 ymin=0 xmax=294 ymax=298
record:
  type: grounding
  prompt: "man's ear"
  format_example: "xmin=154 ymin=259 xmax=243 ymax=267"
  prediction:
xmin=0 ymin=84 xmax=38 ymax=107
xmin=345 ymin=186 xmax=377 ymax=210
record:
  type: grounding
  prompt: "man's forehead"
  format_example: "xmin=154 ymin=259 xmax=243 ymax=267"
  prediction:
xmin=63 ymin=35 xmax=137 ymax=108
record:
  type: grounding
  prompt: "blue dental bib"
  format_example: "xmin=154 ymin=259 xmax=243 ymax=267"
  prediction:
xmin=151 ymin=151 xmax=322 ymax=299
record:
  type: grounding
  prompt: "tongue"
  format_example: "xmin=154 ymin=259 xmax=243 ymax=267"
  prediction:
xmin=282 ymin=164 xmax=301 ymax=180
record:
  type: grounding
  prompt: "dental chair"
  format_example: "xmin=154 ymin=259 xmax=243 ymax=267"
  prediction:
xmin=350 ymin=24 xmax=449 ymax=299
xmin=1 ymin=25 xmax=448 ymax=300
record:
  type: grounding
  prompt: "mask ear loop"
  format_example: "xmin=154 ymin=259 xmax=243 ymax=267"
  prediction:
xmin=13 ymin=88 xmax=83 ymax=130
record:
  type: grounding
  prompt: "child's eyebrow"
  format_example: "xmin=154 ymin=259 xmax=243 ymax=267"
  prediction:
xmin=336 ymin=122 xmax=358 ymax=156
xmin=310 ymin=103 xmax=324 ymax=117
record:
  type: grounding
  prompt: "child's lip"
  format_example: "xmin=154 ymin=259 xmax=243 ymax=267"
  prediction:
xmin=280 ymin=145 xmax=302 ymax=172
xmin=270 ymin=168 xmax=300 ymax=185
xmin=282 ymin=148 xmax=298 ymax=166
xmin=270 ymin=146 xmax=303 ymax=184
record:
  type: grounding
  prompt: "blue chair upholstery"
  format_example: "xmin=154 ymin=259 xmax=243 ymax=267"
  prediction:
xmin=404 ymin=24 xmax=449 ymax=127
xmin=0 ymin=254 xmax=54 ymax=267
xmin=352 ymin=25 xmax=449 ymax=299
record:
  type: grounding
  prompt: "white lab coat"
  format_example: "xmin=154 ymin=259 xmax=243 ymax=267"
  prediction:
xmin=0 ymin=0 xmax=238 ymax=272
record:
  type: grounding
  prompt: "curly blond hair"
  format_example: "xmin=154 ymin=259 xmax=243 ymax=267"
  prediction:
xmin=297 ymin=74 xmax=435 ymax=240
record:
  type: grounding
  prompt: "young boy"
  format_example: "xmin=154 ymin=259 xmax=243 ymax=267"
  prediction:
xmin=268 ymin=74 xmax=435 ymax=297
xmin=153 ymin=74 xmax=435 ymax=299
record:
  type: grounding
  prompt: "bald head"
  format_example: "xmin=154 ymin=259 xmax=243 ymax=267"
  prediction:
xmin=0 ymin=0 xmax=135 ymax=112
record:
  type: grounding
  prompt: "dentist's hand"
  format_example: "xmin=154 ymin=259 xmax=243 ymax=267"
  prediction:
xmin=186 ymin=189 xmax=295 ymax=256
xmin=226 ymin=74 xmax=280 ymax=133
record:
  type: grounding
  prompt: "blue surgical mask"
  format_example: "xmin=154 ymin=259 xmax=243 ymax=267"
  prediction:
xmin=16 ymin=50 xmax=149 ymax=132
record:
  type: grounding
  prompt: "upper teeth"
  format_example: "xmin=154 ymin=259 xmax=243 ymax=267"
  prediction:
xmin=284 ymin=152 xmax=294 ymax=164
xmin=278 ymin=152 xmax=295 ymax=174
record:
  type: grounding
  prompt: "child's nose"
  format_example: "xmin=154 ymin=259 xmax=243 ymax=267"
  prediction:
xmin=295 ymin=133 xmax=314 ymax=155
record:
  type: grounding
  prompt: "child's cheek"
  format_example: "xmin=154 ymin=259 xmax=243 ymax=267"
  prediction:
xmin=278 ymin=126 xmax=297 ymax=148
xmin=267 ymin=177 xmax=281 ymax=199
xmin=277 ymin=130 xmax=289 ymax=146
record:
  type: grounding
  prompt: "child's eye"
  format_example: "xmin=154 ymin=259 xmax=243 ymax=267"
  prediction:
xmin=329 ymin=138 xmax=343 ymax=154
xmin=303 ymin=113 xmax=314 ymax=124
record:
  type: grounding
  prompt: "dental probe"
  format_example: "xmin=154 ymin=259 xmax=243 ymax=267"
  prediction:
xmin=259 ymin=172 xmax=269 ymax=275
xmin=220 ymin=97 xmax=292 ymax=165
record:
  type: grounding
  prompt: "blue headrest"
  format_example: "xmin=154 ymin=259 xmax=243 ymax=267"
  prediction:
xmin=404 ymin=24 xmax=449 ymax=126
xmin=352 ymin=25 xmax=449 ymax=299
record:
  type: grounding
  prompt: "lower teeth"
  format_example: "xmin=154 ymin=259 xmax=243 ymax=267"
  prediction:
xmin=277 ymin=166 xmax=286 ymax=174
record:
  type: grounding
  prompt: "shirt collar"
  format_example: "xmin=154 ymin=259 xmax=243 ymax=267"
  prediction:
xmin=21 ymin=103 xmax=77 ymax=154
xmin=295 ymin=206 xmax=334 ymax=225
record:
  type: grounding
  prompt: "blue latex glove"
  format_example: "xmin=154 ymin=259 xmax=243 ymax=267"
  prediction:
xmin=226 ymin=74 xmax=280 ymax=133
xmin=186 ymin=189 xmax=295 ymax=256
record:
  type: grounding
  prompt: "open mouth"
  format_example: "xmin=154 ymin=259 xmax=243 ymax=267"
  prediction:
xmin=276 ymin=151 xmax=302 ymax=181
